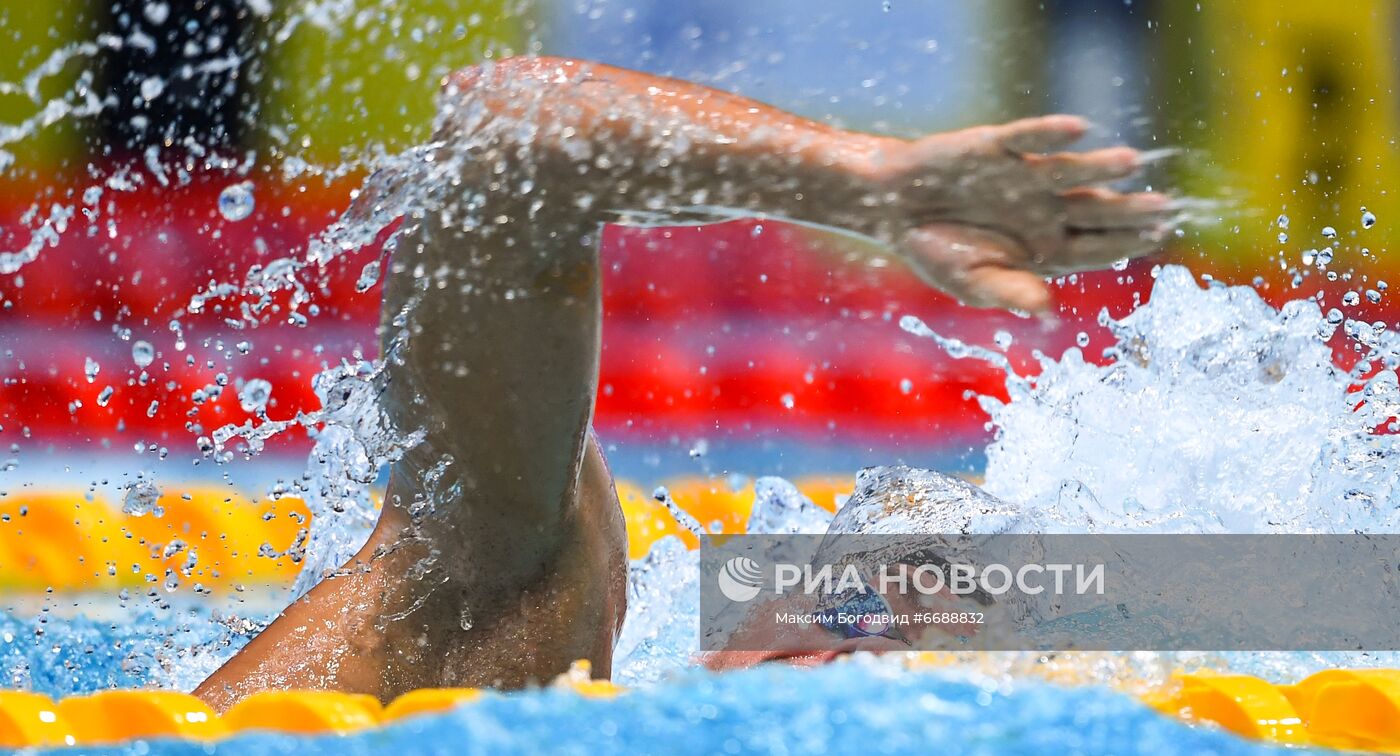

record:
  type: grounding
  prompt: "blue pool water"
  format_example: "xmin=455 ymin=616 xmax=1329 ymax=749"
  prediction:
xmin=0 ymin=604 xmax=1294 ymax=755
xmin=36 ymin=662 xmax=1290 ymax=756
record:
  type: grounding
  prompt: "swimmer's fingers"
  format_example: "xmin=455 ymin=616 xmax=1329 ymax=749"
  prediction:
xmin=1030 ymin=147 xmax=1139 ymax=188
xmin=900 ymin=225 xmax=1051 ymax=313
xmin=956 ymin=265 xmax=1052 ymax=313
xmin=1063 ymin=188 xmax=1177 ymax=230
xmin=993 ymin=114 xmax=1089 ymax=154
xmin=906 ymin=115 xmax=1086 ymax=166
xmin=1064 ymin=226 xmax=1169 ymax=269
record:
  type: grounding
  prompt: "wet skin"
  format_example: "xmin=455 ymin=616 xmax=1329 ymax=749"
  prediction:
xmin=699 ymin=562 xmax=992 ymax=670
xmin=194 ymin=56 xmax=1172 ymax=709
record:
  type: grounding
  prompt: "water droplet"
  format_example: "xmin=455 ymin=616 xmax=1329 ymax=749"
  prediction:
xmin=689 ymin=439 xmax=708 ymax=458
xmin=1321 ymin=226 xmax=1337 ymax=239
xmin=131 ymin=340 xmax=154 ymax=368
xmin=1301 ymin=250 xmax=1315 ymax=266
xmin=1362 ymin=208 xmax=1377 ymax=229
xmin=1076 ymin=332 xmax=1090 ymax=347
xmin=1277 ymin=232 xmax=1288 ymax=244
xmin=96 ymin=386 xmax=114 ymax=407
xmin=899 ymin=378 xmax=913 ymax=395
xmin=238 ymin=378 xmax=272 ymax=413
xmin=780 ymin=393 xmax=795 ymax=409
xmin=143 ymin=1 xmax=169 ymax=24
xmin=1316 ymin=248 xmax=1333 ymax=265
xmin=355 ymin=260 xmax=381 ymax=292
xmin=139 ymin=77 xmax=164 ymax=101
xmin=1276 ymin=214 xmax=1289 ymax=229
xmin=83 ymin=357 xmax=99 ymax=384
xmin=993 ymin=330 xmax=1013 ymax=350
xmin=459 ymin=605 xmax=474 ymax=631
xmin=122 ymin=480 xmax=163 ymax=518
xmin=1367 ymin=289 xmax=1382 ymax=304
xmin=1343 ymin=291 xmax=1361 ymax=306
xmin=218 ymin=181 xmax=255 ymax=222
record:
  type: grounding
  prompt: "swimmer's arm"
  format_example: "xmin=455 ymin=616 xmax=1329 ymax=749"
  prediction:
xmin=441 ymin=56 xmax=897 ymax=239
xmin=441 ymin=56 xmax=1175 ymax=311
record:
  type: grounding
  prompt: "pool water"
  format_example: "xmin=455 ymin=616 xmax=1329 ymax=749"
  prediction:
xmin=8 ymin=655 xmax=1297 ymax=755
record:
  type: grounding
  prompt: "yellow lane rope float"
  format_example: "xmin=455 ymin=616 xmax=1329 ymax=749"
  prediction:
xmin=1144 ymin=669 xmax=1400 ymax=752
xmin=0 ymin=475 xmax=852 ymax=588
xmin=0 ymin=487 xmax=310 ymax=591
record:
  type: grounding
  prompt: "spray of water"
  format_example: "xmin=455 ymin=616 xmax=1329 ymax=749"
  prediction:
xmin=900 ymin=264 xmax=1400 ymax=535
xmin=612 ymin=263 xmax=1400 ymax=686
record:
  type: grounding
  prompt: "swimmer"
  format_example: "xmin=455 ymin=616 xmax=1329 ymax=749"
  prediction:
xmin=193 ymin=57 xmax=1174 ymax=709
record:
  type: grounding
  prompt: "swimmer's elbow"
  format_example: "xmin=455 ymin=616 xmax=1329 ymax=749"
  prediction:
xmin=436 ymin=56 xmax=616 ymax=181
xmin=437 ymin=56 xmax=599 ymax=153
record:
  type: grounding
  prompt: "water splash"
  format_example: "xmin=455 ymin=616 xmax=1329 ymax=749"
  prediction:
xmin=613 ymin=536 xmax=700 ymax=686
xmin=939 ymin=264 xmax=1400 ymax=534
xmin=0 ymin=204 xmax=75 ymax=275
xmin=206 ymin=351 xmax=426 ymax=597
xmin=826 ymin=466 xmax=1029 ymax=536
xmin=618 ymin=263 xmax=1400 ymax=685
xmin=0 ymin=607 xmax=260 ymax=696
xmin=746 ymin=477 xmax=833 ymax=535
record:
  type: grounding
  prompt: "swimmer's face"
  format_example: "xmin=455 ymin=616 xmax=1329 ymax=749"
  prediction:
xmin=701 ymin=594 xmax=908 ymax=670
xmin=702 ymin=565 xmax=983 ymax=670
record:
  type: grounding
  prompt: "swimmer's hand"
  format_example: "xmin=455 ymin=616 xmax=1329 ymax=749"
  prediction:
xmin=859 ymin=116 xmax=1174 ymax=312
